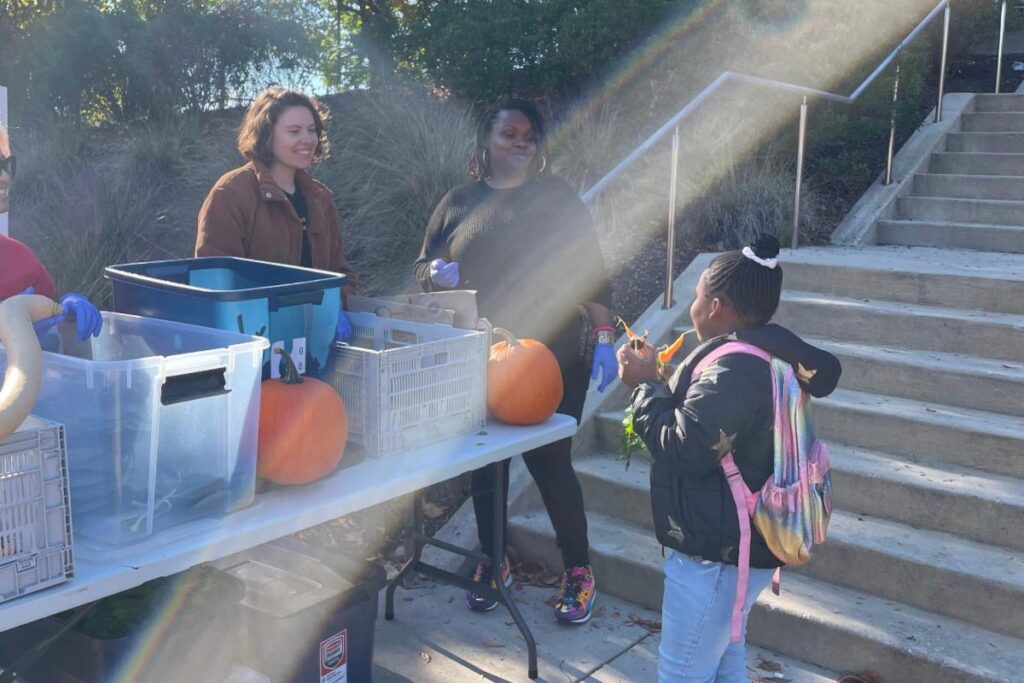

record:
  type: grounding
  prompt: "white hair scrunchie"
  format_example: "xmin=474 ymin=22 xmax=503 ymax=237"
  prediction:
xmin=742 ymin=246 xmax=778 ymax=269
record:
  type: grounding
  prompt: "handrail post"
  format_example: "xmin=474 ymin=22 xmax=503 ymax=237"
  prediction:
xmin=936 ymin=4 xmax=950 ymax=122
xmin=792 ymin=97 xmax=808 ymax=249
xmin=997 ymin=0 xmax=1008 ymax=93
xmin=664 ymin=126 xmax=680 ymax=310
xmin=885 ymin=63 xmax=901 ymax=186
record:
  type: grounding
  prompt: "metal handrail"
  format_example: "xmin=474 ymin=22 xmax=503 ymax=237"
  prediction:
xmin=581 ymin=0 xmax=951 ymax=204
xmin=581 ymin=0 xmax=965 ymax=309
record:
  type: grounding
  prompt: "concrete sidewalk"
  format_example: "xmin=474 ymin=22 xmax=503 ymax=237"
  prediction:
xmin=372 ymin=579 xmax=837 ymax=682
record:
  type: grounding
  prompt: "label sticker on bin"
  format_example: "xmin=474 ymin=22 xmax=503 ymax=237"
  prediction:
xmin=319 ymin=629 xmax=348 ymax=682
xmin=270 ymin=337 xmax=307 ymax=378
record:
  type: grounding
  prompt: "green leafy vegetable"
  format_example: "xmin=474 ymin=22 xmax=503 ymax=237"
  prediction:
xmin=619 ymin=406 xmax=647 ymax=470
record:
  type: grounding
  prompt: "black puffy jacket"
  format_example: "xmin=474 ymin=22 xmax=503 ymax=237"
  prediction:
xmin=629 ymin=324 xmax=841 ymax=568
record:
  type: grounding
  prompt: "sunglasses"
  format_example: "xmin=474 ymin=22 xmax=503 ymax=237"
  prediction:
xmin=0 ymin=155 xmax=15 ymax=179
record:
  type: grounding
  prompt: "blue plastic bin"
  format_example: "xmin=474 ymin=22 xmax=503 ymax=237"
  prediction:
xmin=105 ymin=257 xmax=346 ymax=377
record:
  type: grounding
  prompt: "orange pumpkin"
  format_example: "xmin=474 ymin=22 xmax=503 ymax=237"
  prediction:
xmin=487 ymin=327 xmax=563 ymax=425
xmin=257 ymin=350 xmax=348 ymax=484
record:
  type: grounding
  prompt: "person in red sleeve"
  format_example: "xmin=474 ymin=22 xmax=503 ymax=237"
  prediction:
xmin=0 ymin=123 xmax=102 ymax=340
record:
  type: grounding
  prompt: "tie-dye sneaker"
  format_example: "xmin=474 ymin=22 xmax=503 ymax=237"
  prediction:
xmin=465 ymin=557 xmax=513 ymax=612
xmin=554 ymin=565 xmax=597 ymax=624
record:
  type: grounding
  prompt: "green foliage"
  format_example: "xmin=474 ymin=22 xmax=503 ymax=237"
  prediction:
xmin=805 ymin=39 xmax=933 ymax=197
xmin=329 ymin=0 xmax=688 ymax=101
xmin=315 ymin=91 xmax=476 ymax=295
xmin=1 ymin=0 xmax=319 ymax=124
xmin=619 ymin=405 xmax=647 ymax=470
xmin=686 ymin=149 xmax=823 ymax=250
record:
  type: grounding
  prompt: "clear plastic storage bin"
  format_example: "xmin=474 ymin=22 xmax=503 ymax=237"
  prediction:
xmin=326 ymin=312 xmax=488 ymax=459
xmin=0 ymin=313 xmax=268 ymax=549
xmin=0 ymin=416 xmax=73 ymax=604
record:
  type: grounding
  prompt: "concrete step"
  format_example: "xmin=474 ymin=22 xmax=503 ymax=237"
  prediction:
xmin=876 ymin=219 xmax=1024 ymax=254
xmin=508 ymin=511 xmax=1024 ymax=683
xmin=812 ymin=338 xmax=1024 ymax=418
xmin=593 ymin=411 xmax=1024 ymax=552
xmin=774 ymin=291 xmax=1024 ymax=363
xmin=961 ymin=111 xmax=1024 ymax=132
xmin=945 ymin=132 xmax=1024 ymax=153
xmin=830 ymin=445 xmax=1024 ymax=553
xmin=898 ymin=196 xmax=1024 ymax=227
xmin=752 ymin=574 xmax=1024 ymax=683
xmin=913 ymin=173 xmax=1024 ymax=200
xmin=775 ymin=246 xmax=1024 ymax=315
xmin=817 ymin=389 xmax=1024 ymax=478
xmin=929 ymin=151 xmax=1024 ymax=175
xmin=733 ymin=647 xmax=840 ymax=683
xmin=573 ymin=451 xmax=651 ymax=529
xmin=799 ymin=510 xmax=1024 ymax=640
xmin=973 ymin=94 xmax=1024 ymax=112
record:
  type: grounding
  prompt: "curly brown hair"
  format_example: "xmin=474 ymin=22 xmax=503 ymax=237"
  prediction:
xmin=237 ymin=87 xmax=331 ymax=165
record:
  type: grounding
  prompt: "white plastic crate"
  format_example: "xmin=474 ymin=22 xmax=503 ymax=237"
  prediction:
xmin=327 ymin=312 xmax=488 ymax=459
xmin=0 ymin=416 xmax=73 ymax=604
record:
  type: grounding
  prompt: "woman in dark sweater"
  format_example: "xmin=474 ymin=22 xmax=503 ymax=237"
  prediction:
xmin=414 ymin=99 xmax=615 ymax=624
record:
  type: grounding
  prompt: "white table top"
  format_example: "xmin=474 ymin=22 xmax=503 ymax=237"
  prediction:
xmin=0 ymin=415 xmax=577 ymax=631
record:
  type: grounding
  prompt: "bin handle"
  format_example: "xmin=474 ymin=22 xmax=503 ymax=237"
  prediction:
xmin=161 ymin=367 xmax=229 ymax=405
xmin=269 ymin=290 xmax=324 ymax=311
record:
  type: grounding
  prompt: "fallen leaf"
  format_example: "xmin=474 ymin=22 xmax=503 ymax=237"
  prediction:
xmin=755 ymin=654 xmax=783 ymax=672
xmin=626 ymin=614 xmax=662 ymax=633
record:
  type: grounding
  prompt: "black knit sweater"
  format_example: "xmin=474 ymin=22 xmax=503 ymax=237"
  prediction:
xmin=414 ymin=177 xmax=613 ymax=360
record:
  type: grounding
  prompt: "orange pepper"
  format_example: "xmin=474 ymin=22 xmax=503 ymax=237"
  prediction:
xmin=616 ymin=317 xmax=649 ymax=351
xmin=657 ymin=330 xmax=689 ymax=365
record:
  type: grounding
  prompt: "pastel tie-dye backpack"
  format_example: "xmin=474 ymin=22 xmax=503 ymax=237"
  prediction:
xmin=691 ymin=341 xmax=832 ymax=642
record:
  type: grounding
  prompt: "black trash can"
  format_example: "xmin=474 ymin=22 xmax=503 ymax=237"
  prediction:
xmin=0 ymin=564 xmax=245 ymax=683
xmin=213 ymin=536 xmax=387 ymax=683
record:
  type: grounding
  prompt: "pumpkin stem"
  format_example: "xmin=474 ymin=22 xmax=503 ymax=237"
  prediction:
xmin=493 ymin=327 xmax=520 ymax=347
xmin=274 ymin=348 xmax=304 ymax=384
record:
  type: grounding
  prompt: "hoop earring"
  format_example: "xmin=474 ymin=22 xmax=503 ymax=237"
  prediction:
xmin=537 ymin=155 xmax=548 ymax=174
xmin=481 ymin=149 xmax=490 ymax=178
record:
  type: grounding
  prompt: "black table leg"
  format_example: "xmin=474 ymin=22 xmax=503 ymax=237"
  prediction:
xmin=382 ymin=461 xmax=540 ymax=679
xmin=490 ymin=458 xmax=539 ymax=679
xmin=385 ymin=489 xmax=425 ymax=621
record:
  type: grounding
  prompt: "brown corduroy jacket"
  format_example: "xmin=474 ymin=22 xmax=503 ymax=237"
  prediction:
xmin=195 ymin=161 xmax=358 ymax=294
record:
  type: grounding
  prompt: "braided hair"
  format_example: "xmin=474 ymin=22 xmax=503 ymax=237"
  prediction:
xmin=705 ymin=233 xmax=783 ymax=327
xmin=468 ymin=98 xmax=549 ymax=181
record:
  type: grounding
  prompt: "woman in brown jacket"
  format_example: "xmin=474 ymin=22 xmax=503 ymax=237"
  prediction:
xmin=196 ymin=87 xmax=358 ymax=338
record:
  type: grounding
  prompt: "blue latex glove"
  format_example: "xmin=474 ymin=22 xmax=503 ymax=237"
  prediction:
xmin=336 ymin=309 xmax=353 ymax=344
xmin=429 ymin=259 xmax=460 ymax=289
xmin=591 ymin=342 xmax=618 ymax=393
xmin=59 ymin=293 xmax=103 ymax=340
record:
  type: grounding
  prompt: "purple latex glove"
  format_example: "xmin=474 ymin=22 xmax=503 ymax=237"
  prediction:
xmin=59 ymin=293 xmax=103 ymax=340
xmin=591 ymin=342 xmax=618 ymax=392
xmin=336 ymin=309 xmax=353 ymax=344
xmin=429 ymin=259 xmax=460 ymax=289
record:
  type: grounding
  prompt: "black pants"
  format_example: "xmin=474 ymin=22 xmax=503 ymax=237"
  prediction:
xmin=472 ymin=353 xmax=591 ymax=570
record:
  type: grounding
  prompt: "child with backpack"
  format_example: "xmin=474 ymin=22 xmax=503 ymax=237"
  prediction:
xmin=617 ymin=234 xmax=842 ymax=682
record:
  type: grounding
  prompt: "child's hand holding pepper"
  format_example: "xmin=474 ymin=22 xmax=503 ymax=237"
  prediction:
xmin=617 ymin=341 xmax=659 ymax=388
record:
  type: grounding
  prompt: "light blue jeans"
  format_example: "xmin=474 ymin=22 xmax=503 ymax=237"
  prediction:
xmin=658 ymin=551 xmax=774 ymax=683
